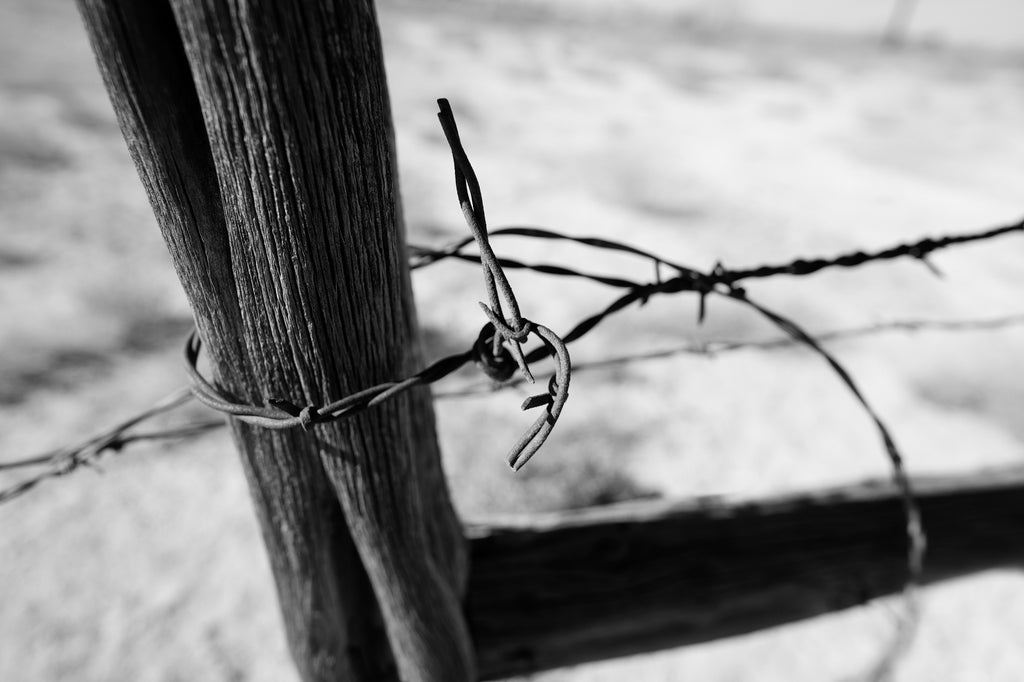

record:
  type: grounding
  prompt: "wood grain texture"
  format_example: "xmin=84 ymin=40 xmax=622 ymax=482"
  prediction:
xmin=467 ymin=467 xmax=1024 ymax=679
xmin=166 ymin=1 xmax=473 ymax=680
xmin=75 ymin=2 xmax=396 ymax=679
xmin=77 ymin=1 xmax=469 ymax=680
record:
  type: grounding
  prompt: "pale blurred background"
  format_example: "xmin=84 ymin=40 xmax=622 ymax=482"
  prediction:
xmin=2 ymin=1 xmax=1023 ymax=680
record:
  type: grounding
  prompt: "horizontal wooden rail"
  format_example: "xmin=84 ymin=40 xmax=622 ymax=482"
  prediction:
xmin=466 ymin=466 xmax=1024 ymax=679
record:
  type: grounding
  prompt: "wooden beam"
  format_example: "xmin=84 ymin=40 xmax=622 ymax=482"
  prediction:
xmin=166 ymin=2 xmax=473 ymax=677
xmin=77 ymin=1 xmax=472 ymax=680
xmin=75 ymin=3 xmax=390 ymax=679
xmin=467 ymin=467 xmax=1024 ymax=679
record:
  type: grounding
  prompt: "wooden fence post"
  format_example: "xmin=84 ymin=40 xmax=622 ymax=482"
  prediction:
xmin=76 ymin=1 xmax=473 ymax=680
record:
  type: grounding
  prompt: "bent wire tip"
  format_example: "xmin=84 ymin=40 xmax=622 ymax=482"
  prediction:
xmin=521 ymin=392 xmax=554 ymax=411
xmin=509 ymin=407 xmax=554 ymax=468
xmin=506 ymin=323 xmax=570 ymax=472
xmin=507 ymin=417 xmax=555 ymax=471
xmin=439 ymin=102 xmax=570 ymax=469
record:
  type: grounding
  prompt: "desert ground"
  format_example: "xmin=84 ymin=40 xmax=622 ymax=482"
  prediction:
xmin=1 ymin=1 xmax=1023 ymax=680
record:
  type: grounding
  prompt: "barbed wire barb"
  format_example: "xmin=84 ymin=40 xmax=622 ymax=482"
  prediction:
xmin=166 ymin=101 xmax=573 ymax=472
xmin=436 ymin=98 xmax=570 ymax=468
xmin=0 ymin=387 xmax=205 ymax=504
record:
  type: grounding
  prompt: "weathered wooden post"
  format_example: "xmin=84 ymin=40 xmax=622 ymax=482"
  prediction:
xmin=75 ymin=1 xmax=473 ymax=680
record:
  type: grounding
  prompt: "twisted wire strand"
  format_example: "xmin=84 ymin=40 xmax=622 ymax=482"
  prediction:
xmin=410 ymin=218 xmax=1024 ymax=288
xmin=5 ymin=312 xmax=1022 ymax=503
xmin=409 ymin=225 xmax=691 ymax=273
xmin=719 ymin=218 xmax=1024 ymax=283
xmin=3 ymin=191 xmax=1020 ymax=503
xmin=0 ymin=388 xmax=206 ymax=504
xmin=4 ymin=104 xmax=1021 ymax=682
xmin=726 ymin=290 xmax=925 ymax=678
xmin=184 ymin=331 xmax=476 ymax=429
xmin=433 ymin=313 xmax=1024 ymax=398
xmin=413 ymin=214 xmax=958 ymax=674
xmin=436 ymin=98 xmax=570 ymax=469
xmin=5 ymin=216 xmax=1022 ymax=497
xmin=409 ymin=216 xmax=1023 ymax=359
xmin=176 ymin=100 xmax=571 ymax=471
xmin=436 ymin=99 xmax=532 ymax=375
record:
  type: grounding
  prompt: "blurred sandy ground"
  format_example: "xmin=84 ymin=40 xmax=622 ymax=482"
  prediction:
xmin=1 ymin=1 xmax=1023 ymax=680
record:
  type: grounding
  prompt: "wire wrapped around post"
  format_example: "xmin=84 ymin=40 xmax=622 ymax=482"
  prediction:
xmin=176 ymin=101 xmax=572 ymax=471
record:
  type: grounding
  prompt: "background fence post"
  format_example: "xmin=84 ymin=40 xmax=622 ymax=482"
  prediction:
xmin=883 ymin=0 xmax=921 ymax=46
xmin=75 ymin=1 xmax=473 ymax=680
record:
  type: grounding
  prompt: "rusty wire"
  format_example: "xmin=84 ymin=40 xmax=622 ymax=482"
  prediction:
xmin=410 ymin=218 xmax=1024 ymax=285
xmin=0 ymin=388 xmax=218 ymax=505
xmin=183 ymin=99 xmax=569 ymax=472
xmin=412 ymin=215 xmax=1020 ymax=609
xmin=4 ymin=312 xmax=1021 ymax=504
xmin=414 ymin=214 xmax=942 ymax=674
xmin=718 ymin=218 xmax=1024 ymax=283
xmin=728 ymin=289 xmax=926 ymax=673
xmin=429 ymin=222 xmax=934 ymax=643
xmin=410 ymin=216 xmax=1024 ymax=343
xmin=435 ymin=98 xmax=569 ymax=470
xmin=4 ymin=208 xmax=1022 ymax=503
xmin=185 ymin=330 xmax=475 ymax=429
xmin=433 ymin=313 xmax=1024 ymax=398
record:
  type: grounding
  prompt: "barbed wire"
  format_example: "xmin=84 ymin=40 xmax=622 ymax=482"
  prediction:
xmin=3 ymin=205 xmax=1021 ymax=679
xmin=409 ymin=218 xmax=1024 ymax=284
xmin=4 ymin=209 xmax=1021 ymax=508
xmin=432 ymin=313 xmax=1024 ymax=398
xmin=410 ymin=217 xmax=1024 ymax=341
xmin=3 ymin=312 xmax=1022 ymax=505
xmin=410 ymin=215 xmax=1023 ymax=647
xmin=435 ymin=99 xmax=569 ymax=470
xmin=1 ymin=95 xmax=1018 ymax=681
xmin=0 ymin=107 xmax=1017 ymax=535
xmin=0 ymin=388 xmax=208 ymax=505
xmin=732 ymin=289 xmax=925 ymax=682
xmin=184 ymin=99 xmax=569 ymax=472
xmin=5 ymin=103 xmax=1024 ymax=677
xmin=417 ymin=218 xmax=1013 ymax=679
